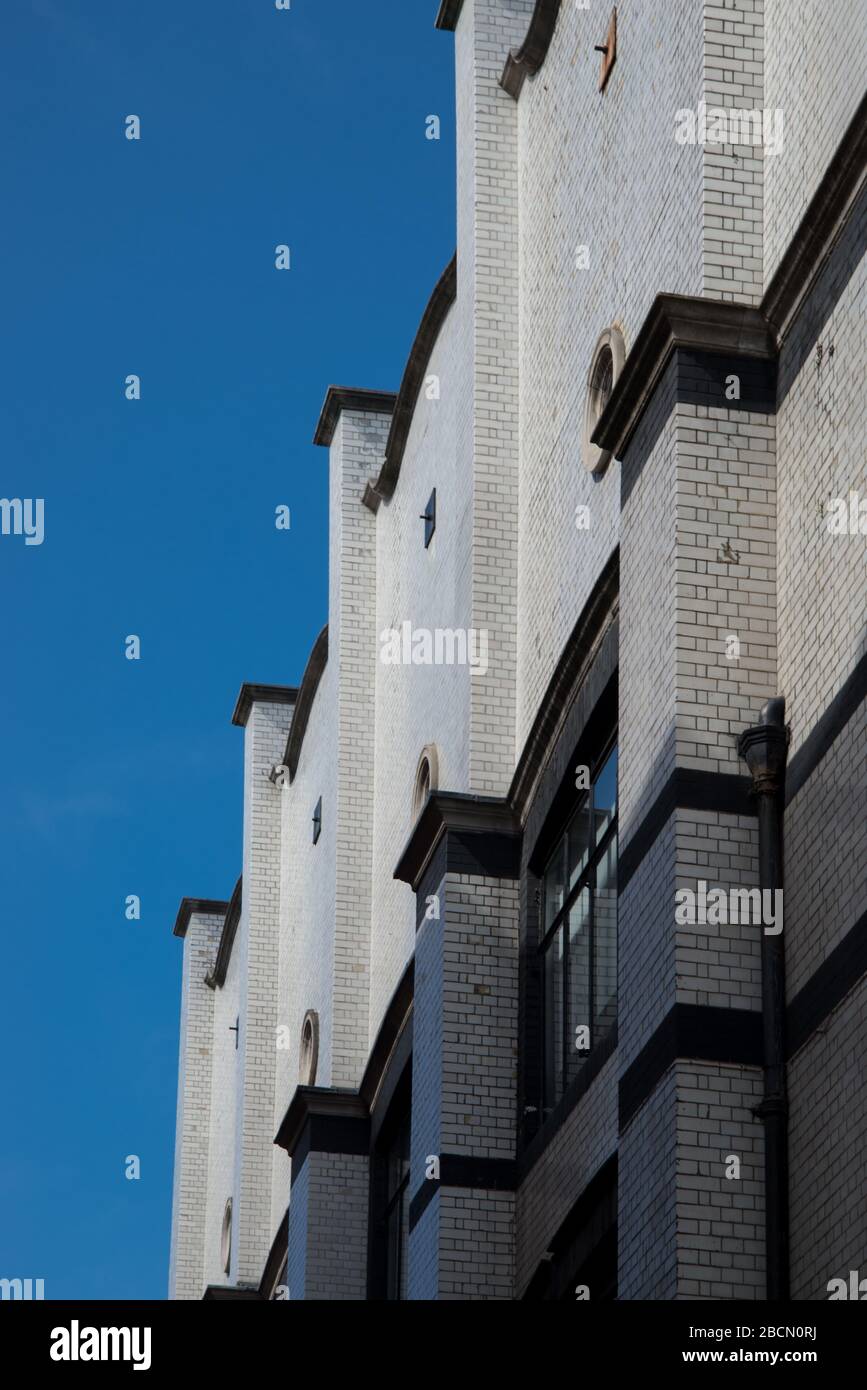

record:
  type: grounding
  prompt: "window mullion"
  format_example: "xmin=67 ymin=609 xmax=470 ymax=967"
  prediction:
xmin=589 ymin=880 xmax=595 ymax=1053
xmin=539 ymin=899 xmax=569 ymax=955
xmin=562 ymin=899 xmax=569 ymax=1102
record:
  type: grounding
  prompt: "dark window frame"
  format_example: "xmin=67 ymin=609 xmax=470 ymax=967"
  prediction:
xmin=538 ymin=737 xmax=618 ymax=1117
xmin=517 ymin=661 xmax=618 ymax=1158
xmin=367 ymin=1062 xmax=412 ymax=1301
xmin=382 ymin=1113 xmax=411 ymax=1301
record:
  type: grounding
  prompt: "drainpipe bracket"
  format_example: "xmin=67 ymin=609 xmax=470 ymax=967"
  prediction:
xmin=737 ymin=717 xmax=791 ymax=795
xmin=753 ymin=1095 xmax=789 ymax=1121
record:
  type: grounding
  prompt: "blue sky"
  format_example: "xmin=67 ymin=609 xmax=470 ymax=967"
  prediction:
xmin=0 ymin=0 xmax=455 ymax=1300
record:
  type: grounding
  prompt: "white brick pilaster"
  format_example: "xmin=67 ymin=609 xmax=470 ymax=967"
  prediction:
xmin=232 ymin=696 xmax=294 ymax=1286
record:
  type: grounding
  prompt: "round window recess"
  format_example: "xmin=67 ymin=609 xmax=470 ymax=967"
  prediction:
xmin=220 ymin=1198 xmax=232 ymax=1275
xmin=582 ymin=326 xmax=626 ymax=474
xmin=414 ymin=759 xmax=431 ymax=814
xmin=412 ymin=744 xmax=439 ymax=819
xmin=299 ymin=1010 xmax=319 ymax=1086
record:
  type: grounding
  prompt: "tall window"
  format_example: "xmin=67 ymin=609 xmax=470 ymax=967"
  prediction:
xmin=383 ymin=1113 xmax=411 ymax=1300
xmin=540 ymin=743 xmax=618 ymax=1114
xmin=369 ymin=1067 xmax=412 ymax=1301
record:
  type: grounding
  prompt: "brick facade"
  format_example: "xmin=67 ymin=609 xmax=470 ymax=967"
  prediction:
xmin=168 ymin=1 xmax=866 ymax=1301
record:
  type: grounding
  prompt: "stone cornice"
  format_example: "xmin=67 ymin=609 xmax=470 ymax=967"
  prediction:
xmin=435 ymin=0 xmax=464 ymax=31
xmin=205 ymin=875 xmax=242 ymax=989
xmin=172 ymin=897 xmax=227 ymax=939
xmin=368 ymin=254 xmax=457 ymax=508
xmin=273 ymin=974 xmax=415 ymax=1163
xmin=283 ymin=623 xmax=328 ymax=783
xmin=274 ymin=1086 xmax=368 ymax=1157
xmin=592 ymin=295 xmax=775 ymax=461
xmin=202 ymin=1285 xmax=261 ymax=1301
xmin=763 ymin=88 xmax=867 ymax=342
xmin=393 ymin=791 xmax=520 ymax=889
xmin=501 ymin=0 xmax=562 ymax=98
xmin=231 ymin=683 xmax=298 ymax=729
xmin=312 ymin=387 xmax=397 ymax=449
xmin=362 ymin=480 xmax=383 ymax=513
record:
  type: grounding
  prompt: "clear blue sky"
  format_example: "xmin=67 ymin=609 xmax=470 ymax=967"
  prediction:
xmin=0 ymin=0 xmax=455 ymax=1300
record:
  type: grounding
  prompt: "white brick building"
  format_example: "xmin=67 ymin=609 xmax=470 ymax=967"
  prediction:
xmin=169 ymin=0 xmax=866 ymax=1300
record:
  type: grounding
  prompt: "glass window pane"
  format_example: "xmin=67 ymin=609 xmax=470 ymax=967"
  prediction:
xmin=567 ymin=796 xmax=592 ymax=889
xmin=386 ymin=1199 xmax=404 ymax=1300
xmin=565 ymin=888 xmax=591 ymax=1088
xmin=387 ymin=1117 xmax=410 ymax=1201
xmin=593 ymin=747 xmax=618 ymax=844
xmin=540 ymin=739 xmax=618 ymax=1115
xmin=593 ymin=836 xmax=618 ymax=1042
xmin=542 ymin=840 xmax=567 ymax=934
xmin=399 ymin=1182 xmax=410 ymax=1298
xmin=543 ymin=924 xmax=564 ymax=1111
xmin=385 ymin=1115 xmax=410 ymax=1301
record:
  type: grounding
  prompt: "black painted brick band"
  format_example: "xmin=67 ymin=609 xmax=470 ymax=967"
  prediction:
xmin=619 ymin=1004 xmax=764 ymax=1132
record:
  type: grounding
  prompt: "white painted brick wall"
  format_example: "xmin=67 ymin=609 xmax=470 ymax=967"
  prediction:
xmin=702 ymin=0 xmax=766 ymax=304
xmin=776 ymin=255 xmax=866 ymax=753
xmin=619 ymin=379 xmax=680 ymax=845
xmin=280 ymin=659 xmax=338 ymax=1106
xmin=764 ymin=0 xmax=867 ymax=288
xmin=168 ymin=909 xmax=223 ymax=1300
xmin=204 ymin=939 xmax=241 ymax=1288
xmin=458 ymin=0 xmax=533 ymax=795
xmin=279 ymin=402 xmax=392 ymax=1135
xmin=674 ymin=398 xmax=778 ymax=775
xmin=331 ymin=410 xmax=388 ymax=1084
xmin=516 ymin=0 xmax=704 ymax=751
xmin=675 ymin=1063 xmax=765 ymax=1299
xmin=369 ymin=316 xmax=470 ymax=1048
